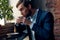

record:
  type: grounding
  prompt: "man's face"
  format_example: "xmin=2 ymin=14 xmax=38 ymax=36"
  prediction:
xmin=17 ymin=3 xmax=31 ymax=17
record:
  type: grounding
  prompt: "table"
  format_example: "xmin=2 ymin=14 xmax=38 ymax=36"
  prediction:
xmin=0 ymin=32 xmax=27 ymax=40
xmin=0 ymin=23 xmax=28 ymax=40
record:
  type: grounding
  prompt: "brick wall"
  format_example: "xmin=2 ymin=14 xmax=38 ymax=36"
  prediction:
xmin=46 ymin=0 xmax=60 ymax=40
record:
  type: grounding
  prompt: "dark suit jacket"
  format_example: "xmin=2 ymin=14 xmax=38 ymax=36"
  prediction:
xmin=32 ymin=9 xmax=55 ymax=40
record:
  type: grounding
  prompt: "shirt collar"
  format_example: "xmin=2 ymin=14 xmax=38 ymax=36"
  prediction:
xmin=32 ymin=9 xmax=39 ymax=18
xmin=32 ymin=9 xmax=39 ymax=19
xmin=27 ymin=9 xmax=39 ymax=22
xmin=31 ymin=9 xmax=39 ymax=21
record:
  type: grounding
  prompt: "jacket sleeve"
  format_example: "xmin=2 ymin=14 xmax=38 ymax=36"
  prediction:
xmin=32 ymin=12 xmax=54 ymax=39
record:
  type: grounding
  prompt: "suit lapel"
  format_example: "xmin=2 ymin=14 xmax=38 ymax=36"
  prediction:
xmin=36 ymin=9 xmax=42 ymax=24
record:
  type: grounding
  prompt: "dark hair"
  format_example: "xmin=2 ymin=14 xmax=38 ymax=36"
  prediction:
xmin=16 ymin=0 xmax=35 ymax=8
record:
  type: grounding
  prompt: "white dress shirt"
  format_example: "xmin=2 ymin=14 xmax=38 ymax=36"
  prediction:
xmin=29 ymin=9 xmax=39 ymax=40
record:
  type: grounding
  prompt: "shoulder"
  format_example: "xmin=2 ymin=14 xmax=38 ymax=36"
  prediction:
xmin=39 ymin=9 xmax=53 ymax=18
xmin=38 ymin=9 xmax=48 ymax=16
xmin=37 ymin=9 xmax=54 ymax=19
xmin=44 ymin=12 xmax=54 ymax=19
xmin=38 ymin=9 xmax=54 ymax=20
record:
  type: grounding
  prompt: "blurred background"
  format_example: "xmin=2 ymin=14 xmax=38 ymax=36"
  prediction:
xmin=0 ymin=0 xmax=60 ymax=40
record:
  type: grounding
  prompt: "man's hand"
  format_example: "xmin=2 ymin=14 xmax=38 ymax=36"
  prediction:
xmin=16 ymin=17 xmax=24 ymax=24
xmin=23 ymin=18 xmax=32 ymax=26
xmin=16 ymin=17 xmax=32 ymax=26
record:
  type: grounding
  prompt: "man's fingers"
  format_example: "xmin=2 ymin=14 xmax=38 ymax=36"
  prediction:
xmin=16 ymin=17 xmax=26 ymax=23
xmin=16 ymin=18 xmax=23 ymax=23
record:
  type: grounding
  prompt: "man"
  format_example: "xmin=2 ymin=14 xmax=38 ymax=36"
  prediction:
xmin=16 ymin=0 xmax=55 ymax=40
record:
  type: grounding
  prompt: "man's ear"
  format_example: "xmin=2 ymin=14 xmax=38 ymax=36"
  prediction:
xmin=28 ymin=4 xmax=31 ymax=9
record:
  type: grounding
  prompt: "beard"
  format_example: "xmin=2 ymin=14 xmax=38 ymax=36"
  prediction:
xmin=26 ymin=10 xmax=32 ymax=18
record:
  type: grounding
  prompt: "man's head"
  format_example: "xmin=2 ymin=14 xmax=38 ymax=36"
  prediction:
xmin=16 ymin=0 xmax=35 ymax=17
